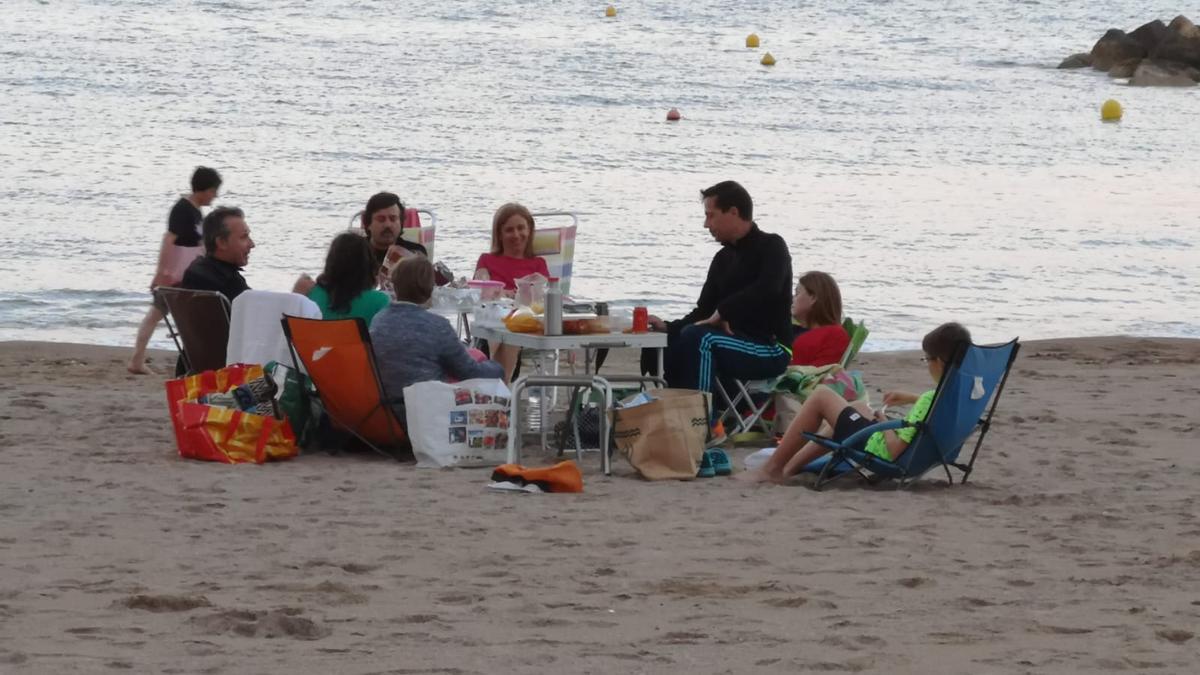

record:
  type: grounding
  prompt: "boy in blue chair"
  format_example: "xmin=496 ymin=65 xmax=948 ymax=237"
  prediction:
xmin=739 ymin=322 xmax=971 ymax=484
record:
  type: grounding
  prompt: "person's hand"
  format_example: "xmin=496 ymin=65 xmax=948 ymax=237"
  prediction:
xmin=292 ymin=273 xmax=316 ymax=295
xmin=873 ymin=407 xmax=888 ymax=422
xmin=694 ymin=310 xmax=732 ymax=335
xmin=648 ymin=315 xmax=667 ymax=332
xmin=882 ymin=391 xmax=913 ymax=407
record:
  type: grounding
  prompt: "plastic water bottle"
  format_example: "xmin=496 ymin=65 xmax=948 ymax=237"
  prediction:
xmin=525 ymin=386 xmax=542 ymax=433
xmin=544 ymin=277 xmax=563 ymax=336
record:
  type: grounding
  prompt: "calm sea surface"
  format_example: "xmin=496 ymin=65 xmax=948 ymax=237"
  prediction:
xmin=1 ymin=0 xmax=1197 ymax=351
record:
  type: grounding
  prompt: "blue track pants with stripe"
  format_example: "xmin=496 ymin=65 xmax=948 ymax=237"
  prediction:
xmin=666 ymin=325 xmax=789 ymax=394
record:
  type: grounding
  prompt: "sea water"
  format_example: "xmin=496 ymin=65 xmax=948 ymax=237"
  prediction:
xmin=1 ymin=0 xmax=1197 ymax=351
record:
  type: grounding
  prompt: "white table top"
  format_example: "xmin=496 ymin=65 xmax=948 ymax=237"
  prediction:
xmin=472 ymin=325 xmax=667 ymax=351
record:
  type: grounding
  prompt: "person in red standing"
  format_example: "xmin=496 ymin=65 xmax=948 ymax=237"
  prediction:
xmin=789 ymin=271 xmax=850 ymax=367
xmin=474 ymin=203 xmax=550 ymax=380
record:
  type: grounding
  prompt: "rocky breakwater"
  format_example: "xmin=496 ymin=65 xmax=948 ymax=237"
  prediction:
xmin=1059 ymin=15 xmax=1200 ymax=86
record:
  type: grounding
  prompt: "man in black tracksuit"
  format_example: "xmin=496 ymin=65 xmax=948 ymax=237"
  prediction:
xmin=645 ymin=181 xmax=793 ymax=397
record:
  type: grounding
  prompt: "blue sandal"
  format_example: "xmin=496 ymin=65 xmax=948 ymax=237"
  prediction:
xmin=696 ymin=450 xmax=716 ymax=478
xmin=708 ymin=448 xmax=733 ymax=476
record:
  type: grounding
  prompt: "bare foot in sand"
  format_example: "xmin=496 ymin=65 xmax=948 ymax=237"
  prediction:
xmin=127 ymin=361 xmax=157 ymax=375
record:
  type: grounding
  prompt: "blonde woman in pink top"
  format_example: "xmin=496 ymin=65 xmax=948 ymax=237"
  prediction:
xmin=474 ymin=203 xmax=549 ymax=380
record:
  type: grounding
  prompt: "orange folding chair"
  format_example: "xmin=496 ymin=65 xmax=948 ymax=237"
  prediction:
xmin=280 ymin=315 xmax=409 ymax=460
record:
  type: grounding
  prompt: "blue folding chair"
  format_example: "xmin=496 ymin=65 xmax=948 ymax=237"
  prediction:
xmin=801 ymin=338 xmax=1020 ymax=490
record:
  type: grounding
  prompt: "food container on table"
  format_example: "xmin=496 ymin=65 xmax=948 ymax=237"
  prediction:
xmin=504 ymin=306 xmax=543 ymax=333
xmin=467 ymin=279 xmax=505 ymax=302
xmin=514 ymin=274 xmax=547 ymax=313
xmin=562 ymin=313 xmax=611 ymax=335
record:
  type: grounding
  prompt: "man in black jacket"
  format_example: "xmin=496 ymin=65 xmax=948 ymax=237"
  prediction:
xmin=181 ymin=206 xmax=255 ymax=301
xmin=646 ymin=181 xmax=793 ymax=398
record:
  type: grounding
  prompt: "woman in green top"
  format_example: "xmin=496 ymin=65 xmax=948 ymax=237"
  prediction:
xmin=740 ymin=322 xmax=972 ymax=483
xmin=306 ymin=232 xmax=391 ymax=323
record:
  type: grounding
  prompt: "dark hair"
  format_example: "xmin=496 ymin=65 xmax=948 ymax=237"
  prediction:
xmin=317 ymin=232 xmax=376 ymax=313
xmin=361 ymin=192 xmax=405 ymax=232
xmin=191 ymin=166 xmax=222 ymax=193
xmin=797 ymin=271 xmax=842 ymax=328
xmin=700 ymin=180 xmax=753 ymax=222
xmin=922 ymin=322 xmax=972 ymax=364
xmin=202 ymin=206 xmax=244 ymax=255
xmin=490 ymin=202 xmax=536 ymax=257
xmin=391 ymin=257 xmax=435 ymax=305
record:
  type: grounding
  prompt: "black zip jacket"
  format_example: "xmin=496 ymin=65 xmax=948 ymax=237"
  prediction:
xmin=670 ymin=223 xmax=793 ymax=343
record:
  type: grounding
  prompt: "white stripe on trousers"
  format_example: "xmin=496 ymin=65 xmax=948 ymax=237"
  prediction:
xmin=697 ymin=332 xmax=786 ymax=393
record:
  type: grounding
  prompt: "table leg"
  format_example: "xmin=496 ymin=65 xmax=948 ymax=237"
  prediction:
xmin=562 ymin=385 xmax=584 ymax=457
xmin=594 ymin=375 xmax=614 ymax=475
xmin=507 ymin=376 xmax=527 ymax=465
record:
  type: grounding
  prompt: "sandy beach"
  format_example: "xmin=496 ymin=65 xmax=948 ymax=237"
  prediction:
xmin=1 ymin=337 xmax=1198 ymax=674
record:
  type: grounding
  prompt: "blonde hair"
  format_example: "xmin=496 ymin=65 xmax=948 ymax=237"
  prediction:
xmin=489 ymin=203 xmax=536 ymax=257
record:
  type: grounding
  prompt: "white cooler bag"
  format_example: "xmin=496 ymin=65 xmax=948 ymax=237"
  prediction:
xmin=403 ymin=378 xmax=512 ymax=468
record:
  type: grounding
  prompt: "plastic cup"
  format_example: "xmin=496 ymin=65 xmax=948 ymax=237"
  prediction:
xmin=632 ymin=306 xmax=649 ymax=333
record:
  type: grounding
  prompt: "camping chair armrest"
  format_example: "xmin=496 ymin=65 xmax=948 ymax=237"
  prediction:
xmin=802 ymin=419 xmax=912 ymax=452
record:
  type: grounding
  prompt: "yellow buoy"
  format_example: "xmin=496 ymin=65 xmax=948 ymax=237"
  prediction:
xmin=761 ymin=52 xmax=776 ymax=66
xmin=1100 ymin=98 xmax=1123 ymax=122
xmin=746 ymin=33 xmax=760 ymax=48
xmin=605 ymin=5 xmax=616 ymax=17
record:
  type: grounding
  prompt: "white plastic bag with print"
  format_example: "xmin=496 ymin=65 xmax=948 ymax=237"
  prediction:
xmin=403 ymin=378 xmax=512 ymax=468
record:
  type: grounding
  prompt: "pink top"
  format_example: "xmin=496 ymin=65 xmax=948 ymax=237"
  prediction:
xmin=475 ymin=253 xmax=550 ymax=291
xmin=162 ymin=245 xmax=204 ymax=286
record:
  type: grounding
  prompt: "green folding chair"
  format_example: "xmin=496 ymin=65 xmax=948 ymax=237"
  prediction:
xmin=723 ymin=318 xmax=867 ymax=443
xmin=840 ymin=317 xmax=869 ymax=367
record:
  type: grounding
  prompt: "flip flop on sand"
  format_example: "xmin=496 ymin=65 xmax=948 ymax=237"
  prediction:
xmin=708 ymin=448 xmax=733 ymax=476
xmin=696 ymin=451 xmax=716 ymax=478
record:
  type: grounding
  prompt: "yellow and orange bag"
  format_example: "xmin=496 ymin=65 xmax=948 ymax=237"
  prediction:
xmin=165 ymin=364 xmax=299 ymax=464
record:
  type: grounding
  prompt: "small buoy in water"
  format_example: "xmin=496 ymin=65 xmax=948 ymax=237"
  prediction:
xmin=666 ymin=108 xmax=681 ymax=121
xmin=746 ymin=33 xmax=760 ymax=48
xmin=1100 ymin=98 xmax=1123 ymax=122
xmin=761 ymin=52 xmax=776 ymax=66
xmin=605 ymin=5 xmax=616 ymax=17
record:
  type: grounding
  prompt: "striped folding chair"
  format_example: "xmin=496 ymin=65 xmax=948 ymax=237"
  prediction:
xmin=530 ymin=212 xmax=577 ymax=294
xmin=400 ymin=208 xmax=437 ymax=259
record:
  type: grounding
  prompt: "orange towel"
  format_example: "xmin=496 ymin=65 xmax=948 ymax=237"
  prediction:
xmin=490 ymin=460 xmax=584 ymax=493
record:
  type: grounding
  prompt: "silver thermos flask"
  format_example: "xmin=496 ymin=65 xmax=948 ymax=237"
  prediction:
xmin=544 ymin=277 xmax=563 ymax=336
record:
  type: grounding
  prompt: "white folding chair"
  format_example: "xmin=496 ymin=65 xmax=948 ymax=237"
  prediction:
xmin=714 ymin=377 xmax=778 ymax=437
